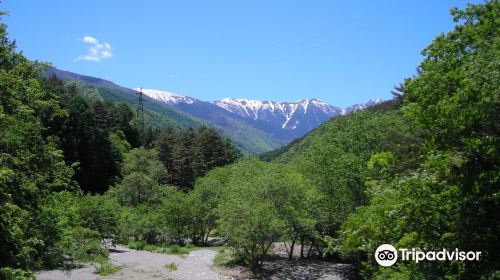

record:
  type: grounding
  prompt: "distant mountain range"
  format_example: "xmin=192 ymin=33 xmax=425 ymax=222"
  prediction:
xmin=139 ymin=89 xmax=382 ymax=142
xmin=47 ymin=68 xmax=382 ymax=154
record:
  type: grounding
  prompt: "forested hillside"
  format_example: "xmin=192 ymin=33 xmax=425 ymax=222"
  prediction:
xmin=48 ymin=68 xmax=287 ymax=154
xmin=0 ymin=12 xmax=240 ymax=277
xmin=257 ymin=2 xmax=498 ymax=278
xmin=47 ymin=68 xmax=203 ymax=130
xmin=189 ymin=2 xmax=498 ymax=278
xmin=0 ymin=1 xmax=498 ymax=280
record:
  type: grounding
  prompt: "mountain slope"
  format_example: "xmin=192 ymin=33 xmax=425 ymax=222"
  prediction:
xmin=211 ymin=98 xmax=343 ymax=139
xmin=141 ymin=89 xmax=381 ymax=144
xmin=260 ymin=99 xmax=403 ymax=162
xmin=48 ymin=68 xmax=384 ymax=154
xmin=47 ymin=68 xmax=202 ymax=129
xmin=47 ymin=69 xmax=282 ymax=153
xmin=138 ymin=89 xmax=286 ymax=153
xmin=342 ymin=98 xmax=383 ymax=114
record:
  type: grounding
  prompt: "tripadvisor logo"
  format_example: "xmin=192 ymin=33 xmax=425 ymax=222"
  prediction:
xmin=374 ymin=244 xmax=482 ymax=267
xmin=375 ymin=244 xmax=398 ymax=267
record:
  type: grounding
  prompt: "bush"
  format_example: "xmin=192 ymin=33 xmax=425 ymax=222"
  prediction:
xmin=213 ymin=250 xmax=237 ymax=268
xmin=119 ymin=205 xmax=163 ymax=244
xmin=159 ymin=188 xmax=194 ymax=244
xmin=169 ymin=245 xmax=181 ymax=254
xmin=93 ymin=256 xmax=122 ymax=276
xmin=217 ymin=160 xmax=286 ymax=270
xmin=77 ymin=194 xmax=120 ymax=240
xmin=127 ymin=240 xmax=146 ymax=250
xmin=165 ymin=262 xmax=178 ymax=271
xmin=57 ymin=226 xmax=108 ymax=263
xmin=108 ymin=148 xmax=168 ymax=206
xmin=0 ymin=268 xmax=35 ymax=280
xmin=39 ymin=191 xmax=108 ymax=266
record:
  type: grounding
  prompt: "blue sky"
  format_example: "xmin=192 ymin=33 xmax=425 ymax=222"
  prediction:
xmin=3 ymin=0 xmax=479 ymax=107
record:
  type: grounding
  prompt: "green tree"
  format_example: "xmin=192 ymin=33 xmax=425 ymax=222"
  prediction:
xmin=115 ymin=103 xmax=141 ymax=148
xmin=339 ymin=2 xmax=499 ymax=278
xmin=197 ymin=126 xmax=240 ymax=173
xmin=155 ymin=123 xmax=176 ymax=178
xmin=171 ymin=127 xmax=203 ymax=190
xmin=290 ymin=110 xmax=417 ymax=240
xmin=109 ymin=147 xmax=167 ymax=206
xmin=216 ymin=159 xmax=318 ymax=270
xmin=157 ymin=126 xmax=240 ymax=191
xmin=78 ymin=195 xmax=120 ymax=240
xmin=0 ymin=12 xmax=74 ymax=270
xmin=400 ymin=1 xmax=499 ymax=277
xmin=160 ymin=188 xmax=194 ymax=244
xmin=190 ymin=166 xmax=232 ymax=244
xmin=118 ymin=205 xmax=162 ymax=245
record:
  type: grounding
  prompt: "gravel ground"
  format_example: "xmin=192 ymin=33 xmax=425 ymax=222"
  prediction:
xmin=169 ymin=249 xmax=231 ymax=280
xmin=259 ymin=258 xmax=356 ymax=280
xmin=106 ymin=245 xmax=183 ymax=279
xmin=36 ymin=265 xmax=98 ymax=280
xmin=37 ymin=245 xmax=355 ymax=280
xmin=218 ymin=258 xmax=355 ymax=280
xmin=36 ymin=245 xmax=225 ymax=280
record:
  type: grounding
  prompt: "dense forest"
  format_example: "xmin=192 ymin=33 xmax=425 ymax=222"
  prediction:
xmin=1 ymin=1 xmax=499 ymax=279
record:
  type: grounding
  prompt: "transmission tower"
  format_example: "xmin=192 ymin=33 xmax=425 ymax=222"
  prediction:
xmin=136 ymin=87 xmax=145 ymax=128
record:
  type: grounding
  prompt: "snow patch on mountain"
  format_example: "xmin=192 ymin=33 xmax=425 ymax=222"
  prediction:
xmin=138 ymin=88 xmax=383 ymax=134
xmin=211 ymin=98 xmax=342 ymax=130
xmin=136 ymin=88 xmax=197 ymax=105
xmin=341 ymin=98 xmax=383 ymax=114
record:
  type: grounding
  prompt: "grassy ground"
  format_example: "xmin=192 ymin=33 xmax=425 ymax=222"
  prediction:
xmin=93 ymin=256 xmax=122 ymax=276
xmin=213 ymin=248 xmax=238 ymax=267
xmin=164 ymin=262 xmax=178 ymax=271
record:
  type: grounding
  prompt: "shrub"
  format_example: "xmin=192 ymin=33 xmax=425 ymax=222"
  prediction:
xmin=57 ymin=226 xmax=108 ymax=263
xmin=77 ymin=194 xmax=120 ymax=240
xmin=118 ymin=205 xmax=162 ymax=244
xmin=159 ymin=188 xmax=194 ymax=244
xmin=165 ymin=262 xmax=178 ymax=271
xmin=0 ymin=268 xmax=35 ymax=280
xmin=127 ymin=240 xmax=146 ymax=250
xmin=94 ymin=256 xmax=122 ymax=276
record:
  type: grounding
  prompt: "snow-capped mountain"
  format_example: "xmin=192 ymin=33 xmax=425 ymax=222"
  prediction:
xmin=342 ymin=98 xmax=383 ymax=114
xmin=50 ymin=68 xmax=382 ymax=154
xmin=211 ymin=98 xmax=342 ymax=131
xmin=140 ymin=88 xmax=383 ymax=143
xmin=137 ymin=88 xmax=197 ymax=105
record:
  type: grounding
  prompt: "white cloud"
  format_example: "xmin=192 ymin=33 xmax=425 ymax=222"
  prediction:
xmin=76 ymin=36 xmax=113 ymax=62
xmin=82 ymin=36 xmax=98 ymax=44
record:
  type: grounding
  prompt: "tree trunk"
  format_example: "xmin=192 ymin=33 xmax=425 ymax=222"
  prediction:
xmin=300 ymin=236 xmax=305 ymax=258
xmin=307 ymin=239 xmax=315 ymax=258
xmin=288 ymin=238 xmax=296 ymax=261
xmin=204 ymin=226 xmax=212 ymax=244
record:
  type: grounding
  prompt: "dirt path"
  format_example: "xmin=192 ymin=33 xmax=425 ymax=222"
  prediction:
xmin=36 ymin=246 xmax=354 ymax=280
xmin=36 ymin=246 xmax=225 ymax=280
xmin=169 ymin=249 xmax=225 ymax=280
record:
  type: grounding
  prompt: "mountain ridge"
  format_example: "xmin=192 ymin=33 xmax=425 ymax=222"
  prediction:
xmin=138 ymin=88 xmax=382 ymax=138
xmin=47 ymin=68 xmax=383 ymax=154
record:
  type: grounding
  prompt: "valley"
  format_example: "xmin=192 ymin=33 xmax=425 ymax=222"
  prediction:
xmin=1 ymin=1 xmax=498 ymax=280
xmin=48 ymin=68 xmax=382 ymax=154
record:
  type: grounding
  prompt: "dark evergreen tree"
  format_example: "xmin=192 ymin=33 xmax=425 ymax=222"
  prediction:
xmin=197 ymin=126 xmax=240 ymax=172
xmin=155 ymin=123 xmax=176 ymax=176
xmin=142 ymin=126 xmax=161 ymax=148
xmin=116 ymin=103 xmax=141 ymax=148
xmin=171 ymin=127 xmax=202 ymax=190
xmin=155 ymin=126 xmax=240 ymax=191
